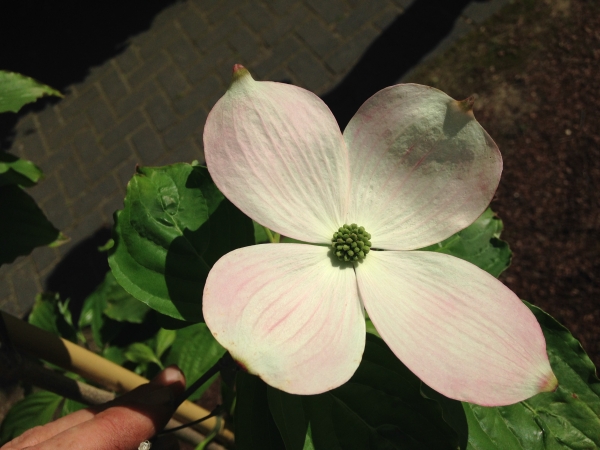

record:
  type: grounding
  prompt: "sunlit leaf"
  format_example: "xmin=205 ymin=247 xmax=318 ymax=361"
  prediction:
xmin=28 ymin=293 xmax=77 ymax=343
xmin=0 ymin=153 xmax=43 ymax=188
xmin=155 ymin=328 xmax=176 ymax=359
xmin=420 ymin=208 xmax=511 ymax=277
xmin=109 ymin=163 xmax=254 ymax=322
xmin=0 ymin=71 xmax=62 ymax=113
xmin=124 ymin=342 xmax=163 ymax=369
xmin=164 ymin=322 xmax=224 ymax=400
xmin=429 ymin=301 xmax=600 ymax=449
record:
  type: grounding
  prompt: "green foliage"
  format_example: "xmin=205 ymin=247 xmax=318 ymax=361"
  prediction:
xmin=236 ymin=372 xmax=286 ymax=450
xmin=124 ymin=343 xmax=164 ymax=372
xmin=108 ymin=163 xmax=254 ymax=322
xmin=28 ymin=293 xmax=80 ymax=344
xmin=2 ymin=267 xmax=227 ymax=441
xmin=0 ymin=153 xmax=43 ymax=187
xmin=0 ymin=391 xmax=63 ymax=445
xmin=164 ymin=323 xmax=225 ymax=400
xmin=60 ymin=399 xmax=87 ymax=417
xmin=466 ymin=301 xmax=600 ymax=449
xmin=81 ymin=271 xmax=150 ymax=328
xmin=0 ymin=70 xmax=62 ymax=113
xmin=427 ymin=301 xmax=600 ymax=449
xmin=420 ymin=208 xmax=511 ymax=277
xmin=254 ymin=221 xmax=269 ymax=244
xmin=155 ymin=328 xmax=177 ymax=359
xmin=0 ymin=73 xmax=66 ymax=267
xmin=262 ymin=333 xmax=460 ymax=450
xmin=79 ymin=272 xmax=136 ymax=348
xmin=0 ymin=185 xmax=66 ymax=266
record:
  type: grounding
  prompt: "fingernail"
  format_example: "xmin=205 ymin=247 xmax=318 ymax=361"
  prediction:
xmin=150 ymin=365 xmax=185 ymax=388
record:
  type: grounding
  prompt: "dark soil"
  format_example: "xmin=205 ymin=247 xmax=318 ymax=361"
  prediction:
xmin=406 ymin=0 xmax=600 ymax=367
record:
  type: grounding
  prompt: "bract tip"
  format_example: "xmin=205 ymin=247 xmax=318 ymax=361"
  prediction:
xmin=540 ymin=371 xmax=559 ymax=393
xmin=458 ymin=95 xmax=476 ymax=112
xmin=231 ymin=64 xmax=253 ymax=85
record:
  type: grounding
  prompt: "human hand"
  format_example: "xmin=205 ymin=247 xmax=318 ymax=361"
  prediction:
xmin=1 ymin=365 xmax=186 ymax=450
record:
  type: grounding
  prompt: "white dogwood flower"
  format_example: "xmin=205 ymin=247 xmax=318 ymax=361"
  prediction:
xmin=202 ymin=65 xmax=557 ymax=406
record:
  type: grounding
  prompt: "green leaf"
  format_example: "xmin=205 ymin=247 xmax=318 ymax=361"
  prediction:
xmin=80 ymin=272 xmax=143 ymax=348
xmin=0 ymin=185 xmax=66 ymax=265
xmin=266 ymin=334 xmax=460 ymax=450
xmin=0 ymin=391 xmax=63 ymax=444
xmin=193 ymin=169 xmax=255 ymax=268
xmin=365 ymin=318 xmax=379 ymax=337
xmin=420 ymin=208 xmax=511 ymax=277
xmin=109 ymin=164 xmax=210 ymax=322
xmin=0 ymin=153 xmax=43 ymax=187
xmin=236 ymin=372 xmax=285 ymax=450
xmin=103 ymin=346 xmax=127 ymax=366
xmin=103 ymin=284 xmax=150 ymax=324
xmin=268 ymin=388 xmax=310 ymax=450
xmin=0 ymin=71 xmax=62 ymax=113
xmin=155 ymin=328 xmax=176 ymax=359
xmin=28 ymin=293 xmax=60 ymax=335
xmin=459 ymin=301 xmax=600 ymax=449
xmin=109 ymin=163 xmax=254 ymax=322
xmin=254 ymin=221 xmax=269 ymax=244
xmin=164 ymin=322 xmax=225 ymax=400
xmin=61 ymin=398 xmax=87 ymax=417
xmin=97 ymin=238 xmax=114 ymax=252
xmin=28 ymin=293 xmax=77 ymax=343
xmin=124 ymin=342 xmax=163 ymax=369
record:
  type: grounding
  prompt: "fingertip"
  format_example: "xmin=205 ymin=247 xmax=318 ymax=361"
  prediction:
xmin=151 ymin=365 xmax=186 ymax=394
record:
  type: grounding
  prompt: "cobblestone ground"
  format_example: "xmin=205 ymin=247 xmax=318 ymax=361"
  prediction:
xmin=0 ymin=0 xmax=508 ymax=316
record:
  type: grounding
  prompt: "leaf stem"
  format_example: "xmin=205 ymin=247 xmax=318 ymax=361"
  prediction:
xmin=264 ymin=227 xmax=281 ymax=243
xmin=176 ymin=352 xmax=236 ymax=407
xmin=158 ymin=405 xmax=222 ymax=435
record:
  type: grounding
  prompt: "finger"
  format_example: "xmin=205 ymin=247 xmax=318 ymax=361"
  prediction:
xmin=2 ymin=366 xmax=185 ymax=450
xmin=0 ymin=408 xmax=96 ymax=450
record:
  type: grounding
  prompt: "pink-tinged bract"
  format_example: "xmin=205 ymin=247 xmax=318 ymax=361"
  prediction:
xmin=202 ymin=65 xmax=557 ymax=405
xmin=204 ymin=67 xmax=349 ymax=244
xmin=344 ymin=85 xmax=502 ymax=250
xmin=356 ymin=250 xmax=556 ymax=405
xmin=203 ymin=243 xmax=365 ymax=395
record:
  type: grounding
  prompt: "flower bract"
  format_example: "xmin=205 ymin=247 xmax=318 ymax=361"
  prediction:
xmin=202 ymin=65 xmax=557 ymax=406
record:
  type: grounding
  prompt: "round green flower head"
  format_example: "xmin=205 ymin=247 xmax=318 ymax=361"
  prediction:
xmin=331 ymin=224 xmax=372 ymax=262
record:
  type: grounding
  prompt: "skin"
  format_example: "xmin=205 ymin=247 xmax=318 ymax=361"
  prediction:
xmin=1 ymin=366 xmax=185 ymax=450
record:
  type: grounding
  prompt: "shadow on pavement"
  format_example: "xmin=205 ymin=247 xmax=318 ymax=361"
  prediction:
xmin=1 ymin=0 xmax=178 ymax=148
xmin=21 ymin=0 xmax=488 ymax=309
xmin=322 ymin=0 xmax=487 ymax=129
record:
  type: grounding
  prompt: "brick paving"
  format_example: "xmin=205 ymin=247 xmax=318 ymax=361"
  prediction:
xmin=0 ymin=0 xmax=509 ymax=316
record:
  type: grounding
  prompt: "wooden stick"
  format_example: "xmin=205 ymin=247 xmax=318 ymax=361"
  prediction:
xmin=1 ymin=311 xmax=234 ymax=448
xmin=1 ymin=354 xmax=208 ymax=446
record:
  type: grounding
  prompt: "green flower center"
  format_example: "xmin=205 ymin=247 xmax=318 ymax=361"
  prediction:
xmin=331 ymin=224 xmax=371 ymax=262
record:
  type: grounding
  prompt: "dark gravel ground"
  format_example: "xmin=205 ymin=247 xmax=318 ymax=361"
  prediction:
xmin=407 ymin=0 xmax=600 ymax=367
